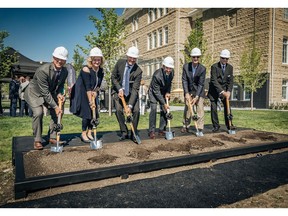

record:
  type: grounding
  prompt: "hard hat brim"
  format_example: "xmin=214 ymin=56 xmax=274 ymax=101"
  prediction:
xmin=53 ymin=54 xmax=67 ymax=60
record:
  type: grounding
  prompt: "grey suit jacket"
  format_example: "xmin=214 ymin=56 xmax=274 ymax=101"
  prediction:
xmin=182 ymin=62 xmax=206 ymax=98
xmin=24 ymin=63 xmax=68 ymax=109
xmin=208 ymin=62 xmax=234 ymax=100
xmin=111 ymin=59 xmax=143 ymax=107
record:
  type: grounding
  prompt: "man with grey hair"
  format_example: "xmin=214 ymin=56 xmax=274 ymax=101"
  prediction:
xmin=24 ymin=46 xmax=68 ymax=150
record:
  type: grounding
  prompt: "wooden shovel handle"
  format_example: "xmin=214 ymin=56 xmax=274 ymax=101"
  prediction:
xmin=120 ymin=95 xmax=129 ymax=116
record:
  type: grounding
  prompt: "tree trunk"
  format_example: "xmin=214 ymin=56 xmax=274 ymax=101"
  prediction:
xmin=108 ymin=86 xmax=112 ymax=116
xmin=250 ymin=92 xmax=254 ymax=111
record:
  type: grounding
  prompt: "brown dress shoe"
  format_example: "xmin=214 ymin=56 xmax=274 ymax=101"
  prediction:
xmin=34 ymin=141 xmax=43 ymax=150
xmin=49 ymin=138 xmax=64 ymax=145
xmin=149 ymin=132 xmax=156 ymax=139
xmin=181 ymin=127 xmax=188 ymax=133
xmin=158 ymin=131 xmax=166 ymax=136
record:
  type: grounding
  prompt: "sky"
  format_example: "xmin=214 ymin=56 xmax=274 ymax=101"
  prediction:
xmin=0 ymin=1 xmax=285 ymax=63
xmin=0 ymin=8 xmax=124 ymax=63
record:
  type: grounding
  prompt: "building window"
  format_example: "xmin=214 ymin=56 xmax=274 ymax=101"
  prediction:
xmin=284 ymin=8 xmax=288 ymax=20
xmin=132 ymin=39 xmax=138 ymax=48
xmin=148 ymin=8 xmax=156 ymax=23
xmin=164 ymin=26 xmax=168 ymax=45
xmin=283 ymin=38 xmax=288 ymax=64
xmin=132 ymin=16 xmax=138 ymax=32
xmin=243 ymin=88 xmax=251 ymax=101
xmin=158 ymin=8 xmax=163 ymax=17
xmin=158 ymin=28 xmax=163 ymax=47
xmin=153 ymin=31 xmax=157 ymax=48
xmin=231 ymin=85 xmax=239 ymax=100
xmin=148 ymin=33 xmax=152 ymax=50
xmin=228 ymin=12 xmax=237 ymax=29
xmin=282 ymin=80 xmax=288 ymax=100
xmin=164 ymin=8 xmax=168 ymax=15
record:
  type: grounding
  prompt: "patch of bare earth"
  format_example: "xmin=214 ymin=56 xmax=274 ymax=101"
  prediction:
xmin=1 ymin=129 xmax=288 ymax=207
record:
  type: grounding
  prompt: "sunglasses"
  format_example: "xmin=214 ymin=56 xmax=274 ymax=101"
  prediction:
xmin=192 ymin=56 xmax=200 ymax=59
xmin=221 ymin=57 xmax=229 ymax=60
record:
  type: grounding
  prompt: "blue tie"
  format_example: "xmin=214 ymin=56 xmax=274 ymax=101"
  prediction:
xmin=222 ymin=65 xmax=225 ymax=76
xmin=124 ymin=66 xmax=130 ymax=96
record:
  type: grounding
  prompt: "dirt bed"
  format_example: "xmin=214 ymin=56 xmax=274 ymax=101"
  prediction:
xmin=23 ymin=129 xmax=288 ymax=178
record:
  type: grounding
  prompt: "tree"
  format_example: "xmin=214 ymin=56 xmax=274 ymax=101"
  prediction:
xmin=78 ymin=8 xmax=126 ymax=116
xmin=182 ymin=19 xmax=212 ymax=69
xmin=72 ymin=48 xmax=85 ymax=77
xmin=0 ymin=30 xmax=18 ymax=114
xmin=235 ymin=36 xmax=268 ymax=111
xmin=0 ymin=31 xmax=18 ymax=79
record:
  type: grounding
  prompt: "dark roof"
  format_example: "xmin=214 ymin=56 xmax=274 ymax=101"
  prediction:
xmin=7 ymin=47 xmax=44 ymax=76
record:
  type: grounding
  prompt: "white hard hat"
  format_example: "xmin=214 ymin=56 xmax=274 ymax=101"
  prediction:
xmin=52 ymin=46 xmax=68 ymax=60
xmin=126 ymin=46 xmax=139 ymax=58
xmin=89 ymin=47 xmax=103 ymax=57
xmin=190 ymin=47 xmax=202 ymax=57
xmin=220 ymin=49 xmax=231 ymax=58
xmin=162 ymin=56 xmax=174 ymax=69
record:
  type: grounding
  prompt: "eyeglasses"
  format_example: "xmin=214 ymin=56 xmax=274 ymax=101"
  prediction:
xmin=92 ymin=58 xmax=101 ymax=62
xmin=221 ymin=57 xmax=229 ymax=60
xmin=192 ymin=56 xmax=200 ymax=59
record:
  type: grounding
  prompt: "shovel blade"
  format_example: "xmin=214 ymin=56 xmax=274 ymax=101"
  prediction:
xmin=50 ymin=146 xmax=63 ymax=153
xmin=228 ymin=130 xmax=236 ymax=135
xmin=165 ymin=131 xmax=174 ymax=140
xmin=90 ymin=140 xmax=103 ymax=149
xmin=134 ymin=135 xmax=141 ymax=144
xmin=195 ymin=131 xmax=204 ymax=137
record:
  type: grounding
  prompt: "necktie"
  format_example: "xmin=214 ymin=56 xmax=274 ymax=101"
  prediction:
xmin=124 ymin=66 xmax=130 ymax=96
xmin=222 ymin=65 xmax=225 ymax=76
xmin=54 ymin=71 xmax=61 ymax=86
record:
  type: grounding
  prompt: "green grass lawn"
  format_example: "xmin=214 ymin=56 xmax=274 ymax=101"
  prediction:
xmin=0 ymin=109 xmax=288 ymax=162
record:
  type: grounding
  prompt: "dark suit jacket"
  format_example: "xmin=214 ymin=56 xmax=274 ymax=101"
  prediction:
xmin=208 ymin=62 xmax=233 ymax=100
xmin=148 ymin=68 xmax=174 ymax=105
xmin=111 ymin=59 xmax=143 ymax=107
xmin=182 ymin=62 xmax=206 ymax=98
xmin=24 ymin=63 xmax=68 ymax=108
xmin=70 ymin=67 xmax=104 ymax=119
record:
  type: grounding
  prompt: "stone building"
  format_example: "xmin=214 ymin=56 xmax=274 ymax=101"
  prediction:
xmin=121 ymin=8 xmax=288 ymax=108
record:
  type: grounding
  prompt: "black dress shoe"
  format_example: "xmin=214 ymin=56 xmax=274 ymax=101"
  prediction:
xmin=212 ymin=127 xmax=220 ymax=132
xmin=119 ymin=134 xmax=129 ymax=141
xmin=80 ymin=135 xmax=90 ymax=143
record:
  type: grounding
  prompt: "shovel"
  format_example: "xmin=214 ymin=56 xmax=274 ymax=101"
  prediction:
xmin=50 ymin=98 xmax=64 ymax=153
xmin=165 ymin=98 xmax=174 ymax=140
xmin=226 ymin=97 xmax=236 ymax=134
xmin=187 ymin=98 xmax=203 ymax=137
xmin=90 ymin=94 xmax=103 ymax=149
xmin=120 ymin=95 xmax=141 ymax=144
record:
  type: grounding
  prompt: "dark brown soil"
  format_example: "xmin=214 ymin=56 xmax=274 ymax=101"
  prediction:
xmin=22 ymin=129 xmax=288 ymax=178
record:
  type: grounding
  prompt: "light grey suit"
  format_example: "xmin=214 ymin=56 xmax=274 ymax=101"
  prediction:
xmin=24 ymin=63 xmax=68 ymax=142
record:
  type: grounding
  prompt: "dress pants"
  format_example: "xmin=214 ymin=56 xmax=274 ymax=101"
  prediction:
xmin=113 ymin=94 xmax=140 ymax=135
xmin=210 ymin=97 xmax=229 ymax=129
xmin=149 ymin=102 xmax=167 ymax=133
xmin=31 ymin=105 xmax=59 ymax=142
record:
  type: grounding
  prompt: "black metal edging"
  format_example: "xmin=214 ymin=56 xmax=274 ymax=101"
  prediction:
xmin=14 ymin=140 xmax=288 ymax=199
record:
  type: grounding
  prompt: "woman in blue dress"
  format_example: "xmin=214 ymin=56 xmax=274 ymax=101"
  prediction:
xmin=70 ymin=47 xmax=104 ymax=142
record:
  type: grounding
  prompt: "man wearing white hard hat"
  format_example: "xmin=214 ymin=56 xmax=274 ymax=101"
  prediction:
xmin=181 ymin=47 xmax=206 ymax=135
xmin=148 ymin=56 xmax=174 ymax=139
xmin=111 ymin=46 xmax=143 ymax=143
xmin=24 ymin=46 xmax=68 ymax=150
xmin=207 ymin=49 xmax=234 ymax=132
xmin=70 ymin=47 xmax=104 ymax=143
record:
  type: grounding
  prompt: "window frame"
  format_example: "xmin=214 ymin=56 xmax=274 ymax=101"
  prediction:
xmin=282 ymin=80 xmax=288 ymax=100
xmin=283 ymin=37 xmax=288 ymax=64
